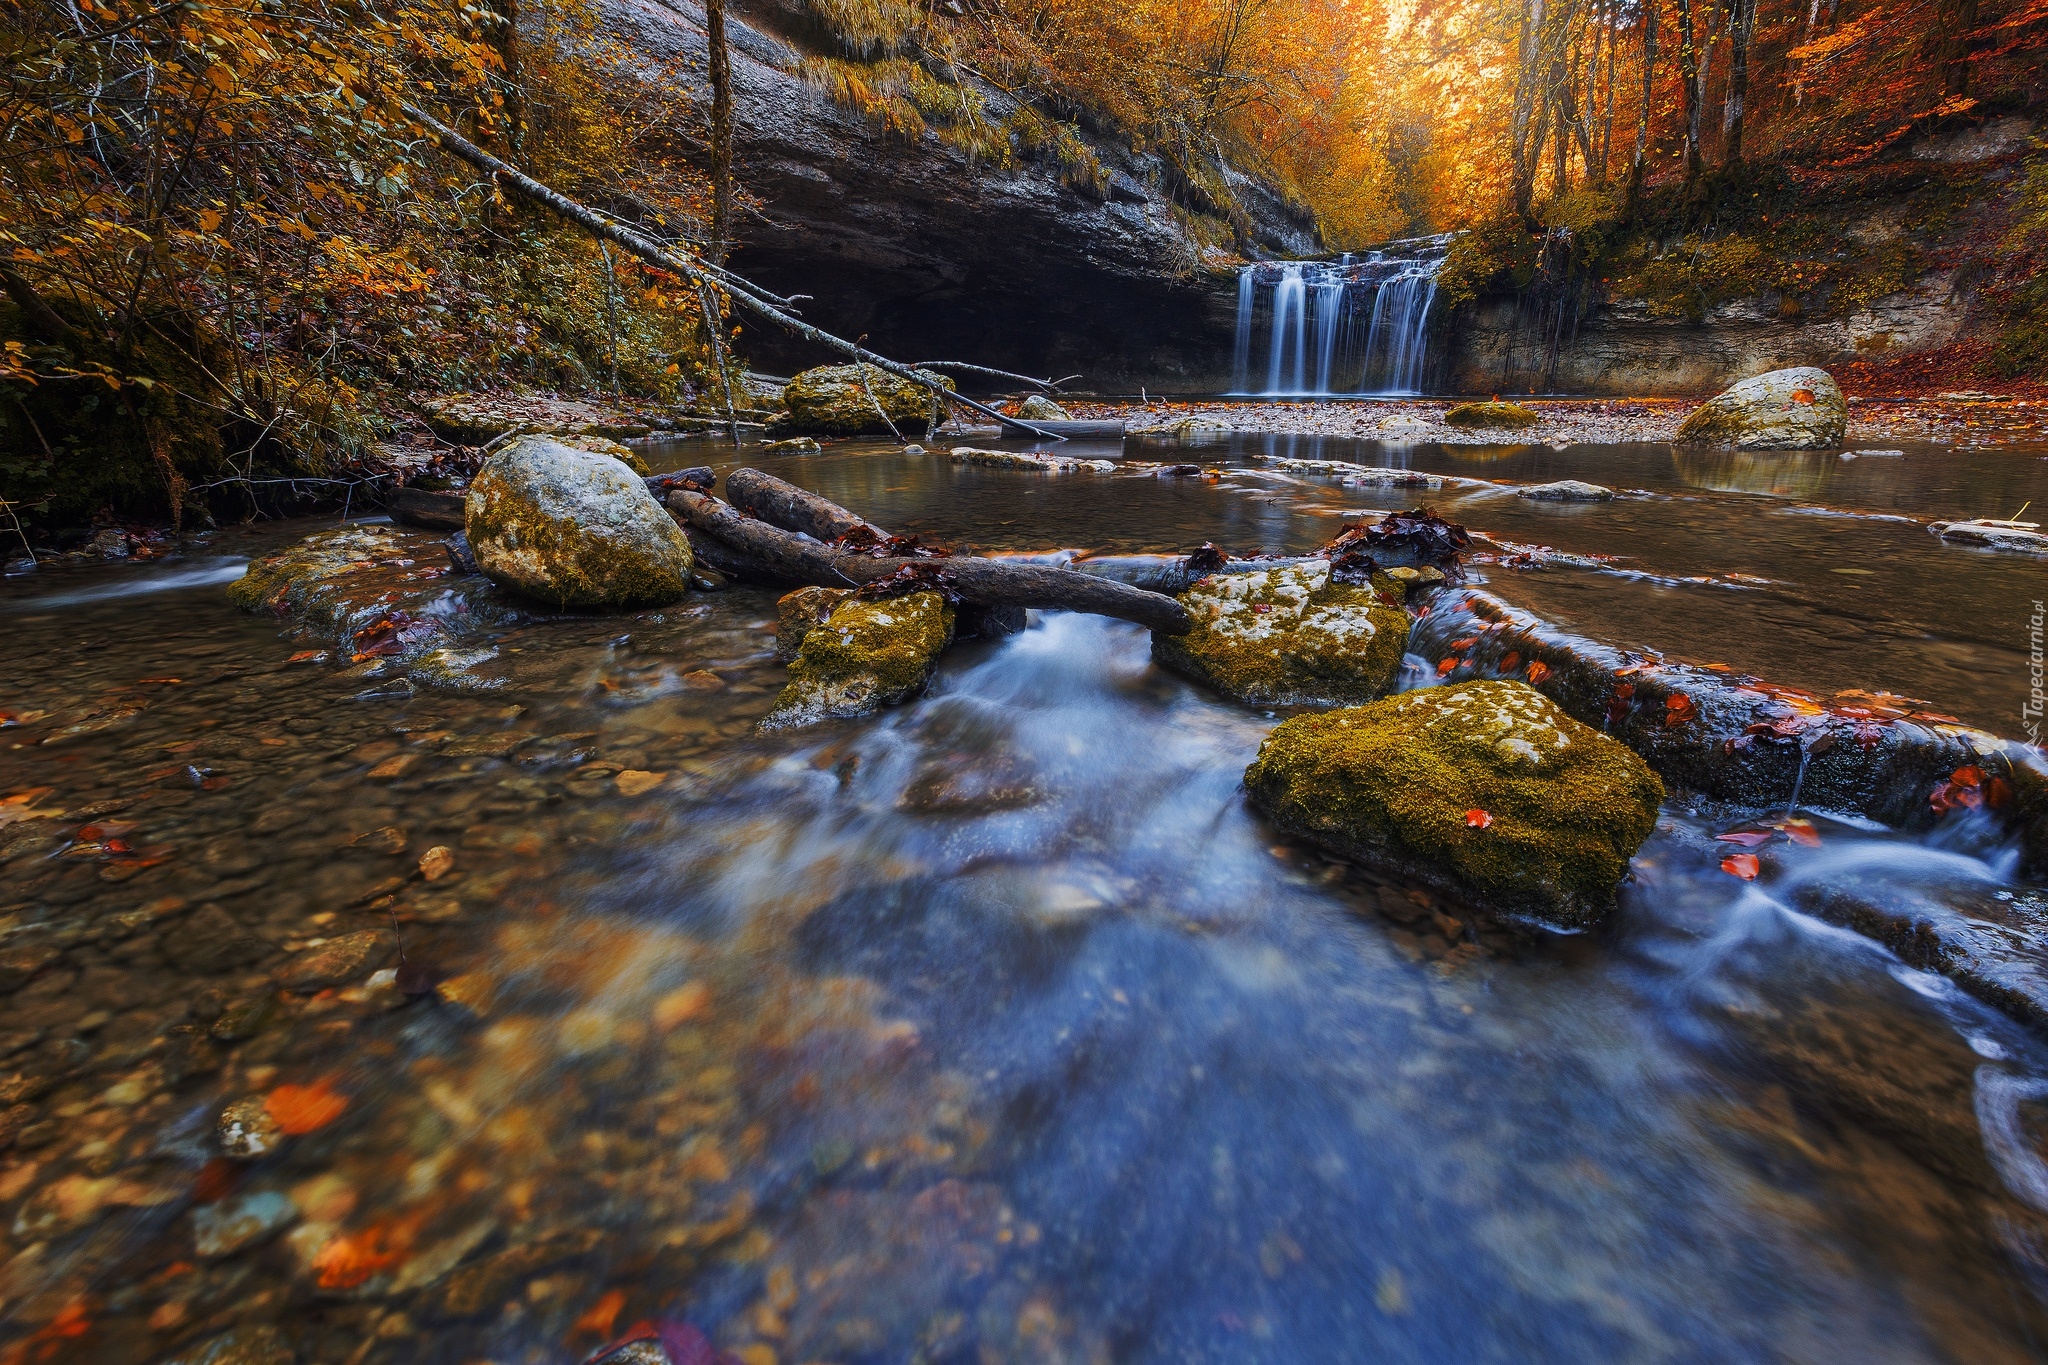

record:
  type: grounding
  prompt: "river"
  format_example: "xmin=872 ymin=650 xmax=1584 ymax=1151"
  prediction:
xmin=0 ymin=431 xmax=2044 ymax=1363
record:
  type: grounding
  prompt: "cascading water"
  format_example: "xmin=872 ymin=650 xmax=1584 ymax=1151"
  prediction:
xmin=1231 ymin=234 xmax=1454 ymax=396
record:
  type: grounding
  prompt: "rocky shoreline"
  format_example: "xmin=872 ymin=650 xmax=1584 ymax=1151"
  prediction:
xmin=1076 ymin=395 xmax=2048 ymax=447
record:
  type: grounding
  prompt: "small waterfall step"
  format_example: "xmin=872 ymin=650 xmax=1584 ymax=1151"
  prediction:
xmin=1232 ymin=234 xmax=1455 ymax=398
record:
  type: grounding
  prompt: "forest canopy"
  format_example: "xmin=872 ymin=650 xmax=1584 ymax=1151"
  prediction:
xmin=4 ymin=0 xmax=2048 ymax=524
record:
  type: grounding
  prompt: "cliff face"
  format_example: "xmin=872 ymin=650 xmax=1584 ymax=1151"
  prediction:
xmin=599 ymin=0 xmax=1317 ymax=391
xmin=1446 ymin=273 xmax=1971 ymax=397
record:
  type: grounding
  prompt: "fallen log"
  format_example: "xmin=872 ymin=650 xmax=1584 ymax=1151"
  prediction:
xmin=725 ymin=468 xmax=878 ymax=541
xmin=669 ymin=489 xmax=1192 ymax=634
xmin=387 ymin=486 xmax=466 ymax=530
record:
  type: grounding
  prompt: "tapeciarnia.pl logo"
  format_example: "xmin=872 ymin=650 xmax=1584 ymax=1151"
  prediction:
xmin=2027 ymin=599 xmax=2045 ymax=745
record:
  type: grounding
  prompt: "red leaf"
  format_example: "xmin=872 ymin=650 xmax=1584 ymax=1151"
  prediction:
xmin=1464 ymin=809 xmax=1493 ymax=829
xmin=1436 ymin=657 xmax=1458 ymax=676
xmin=1499 ymin=651 xmax=1521 ymax=672
xmin=1664 ymin=693 xmax=1697 ymax=727
xmin=1781 ymin=819 xmax=1823 ymax=848
xmin=267 ymin=1077 xmax=348 ymax=1135
xmin=1950 ymin=765 xmax=1984 ymax=789
xmin=1715 ymin=830 xmax=1773 ymax=847
xmin=1525 ymin=660 xmax=1552 ymax=684
xmin=1720 ymin=854 xmax=1761 ymax=880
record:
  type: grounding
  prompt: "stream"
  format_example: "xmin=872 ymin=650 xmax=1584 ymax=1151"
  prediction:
xmin=1 ymin=430 xmax=2046 ymax=1363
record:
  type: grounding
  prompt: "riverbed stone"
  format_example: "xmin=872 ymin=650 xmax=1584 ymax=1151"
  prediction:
xmin=464 ymin=437 xmax=693 ymax=609
xmin=275 ymin=930 xmax=389 ymax=991
xmin=193 ymin=1188 xmax=299 ymax=1258
xmin=1673 ymin=366 xmax=1847 ymax=449
xmin=218 ymin=1095 xmax=285 ymax=1159
xmin=775 ymin=364 xmax=952 ymax=436
xmin=1152 ymin=561 xmax=1411 ymax=707
xmin=1243 ymin=680 xmax=1665 ymax=928
xmin=1518 ymin=479 xmax=1613 ymax=502
xmin=1014 ymin=394 xmax=1071 ymax=420
xmin=160 ymin=1324 xmax=294 ymax=1365
xmin=1444 ymin=401 xmax=1537 ymax=429
xmin=161 ymin=905 xmax=269 ymax=975
xmin=948 ymin=447 xmax=1116 ymax=473
xmin=762 ymin=592 xmax=955 ymax=729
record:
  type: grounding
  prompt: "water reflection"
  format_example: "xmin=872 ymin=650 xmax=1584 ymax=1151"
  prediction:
xmin=1671 ymin=448 xmax=1839 ymax=498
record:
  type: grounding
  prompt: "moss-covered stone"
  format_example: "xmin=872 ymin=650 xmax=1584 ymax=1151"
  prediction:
xmin=774 ymin=364 xmax=953 ymax=437
xmin=226 ymin=524 xmax=513 ymax=691
xmin=1152 ymin=562 xmax=1410 ymax=706
xmin=762 ymin=591 xmax=955 ymax=729
xmin=1244 ymin=680 xmax=1666 ymax=928
xmin=464 ymin=437 xmax=692 ymax=610
xmin=1443 ymin=401 xmax=1538 ymax=430
xmin=554 ymin=433 xmax=650 ymax=475
xmin=1673 ymin=367 xmax=1847 ymax=450
xmin=775 ymin=585 xmax=854 ymax=662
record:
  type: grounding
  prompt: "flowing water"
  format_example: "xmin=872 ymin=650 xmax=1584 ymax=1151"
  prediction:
xmin=0 ymin=429 xmax=2046 ymax=1364
xmin=1231 ymin=240 xmax=1450 ymax=397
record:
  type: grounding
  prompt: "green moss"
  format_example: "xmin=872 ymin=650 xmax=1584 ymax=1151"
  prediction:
xmin=1153 ymin=562 xmax=1410 ymax=706
xmin=1444 ymin=402 xmax=1538 ymax=430
xmin=463 ymin=445 xmax=693 ymax=610
xmin=765 ymin=591 xmax=955 ymax=727
xmin=1245 ymin=680 xmax=1665 ymax=928
xmin=775 ymin=364 xmax=953 ymax=436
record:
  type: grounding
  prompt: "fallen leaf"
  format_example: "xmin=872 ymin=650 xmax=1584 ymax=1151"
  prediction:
xmin=1525 ymin=660 xmax=1551 ymax=684
xmin=286 ymin=650 xmax=327 ymax=664
xmin=1781 ymin=819 xmax=1823 ymax=848
xmin=1435 ymin=657 xmax=1459 ymax=677
xmin=418 ymin=846 xmax=454 ymax=881
xmin=311 ymin=1215 xmax=417 ymax=1289
xmin=1715 ymin=830 xmax=1773 ymax=848
xmin=1720 ymin=853 xmax=1761 ymax=880
xmin=1499 ymin=651 xmax=1521 ymax=672
xmin=574 ymin=1289 xmax=629 ymax=1339
xmin=1664 ymin=693 xmax=1697 ymax=727
xmin=1464 ymin=809 xmax=1493 ymax=829
xmin=267 ymin=1078 xmax=348 ymax=1135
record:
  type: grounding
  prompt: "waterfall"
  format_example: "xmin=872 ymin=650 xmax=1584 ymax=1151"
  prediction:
xmin=1231 ymin=269 xmax=1255 ymax=393
xmin=1230 ymin=235 xmax=1454 ymax=396
xmin=1265 ymin=264 xmax=1306 ymax=395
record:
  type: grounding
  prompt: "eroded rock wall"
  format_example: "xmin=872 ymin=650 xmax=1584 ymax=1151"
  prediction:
xmin=1446 ymin=271 xmax=1971 ymax=396
xmin=599 ymin=0 xmax=1315 ymax=391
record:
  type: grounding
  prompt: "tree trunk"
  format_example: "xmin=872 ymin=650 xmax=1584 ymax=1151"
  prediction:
xmin=1631 ymin=0 xmax=1658 ymax=186
xmin=669 ymin=487 xmax=1194 ymax=633
xmin=1675 ymin=0 xmax=1705 ymax=184
xmin=706 ymin=0 xmax=734 ymax=264
xmin=1722 ymin=0 xmax=1757 ymax=165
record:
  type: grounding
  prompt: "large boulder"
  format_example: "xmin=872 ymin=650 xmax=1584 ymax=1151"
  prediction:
xmin=762 ymin=591 xmax=954 ymax=729
xmin=463 ymin=437 xmax=693 ymax=609
xmin=1152 ymin=561 xmax=1411 ymax=706
xmin=774 ymin=364 xmax=953 ymax=437
xmin=1244 ymin=680 xmax=1666 ymax=929
xmin=1674 ymin=367 xmax=1847 ymax=450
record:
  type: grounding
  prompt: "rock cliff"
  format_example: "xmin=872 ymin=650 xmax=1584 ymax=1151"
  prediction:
xmin=598 ymin=0 xmax=1316 ymax=391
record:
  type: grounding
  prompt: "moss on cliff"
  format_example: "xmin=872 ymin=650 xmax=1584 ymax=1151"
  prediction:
xmin=1244 ymin=680 xmax=1665 ymax=928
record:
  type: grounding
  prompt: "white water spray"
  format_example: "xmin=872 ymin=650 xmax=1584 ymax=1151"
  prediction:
xmin=1231 ymin=235 xmax=1453 ymax=397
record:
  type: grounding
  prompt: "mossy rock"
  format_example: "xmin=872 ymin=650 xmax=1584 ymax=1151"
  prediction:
xmin=774 ymin=585 xmax=854 ymax=662
xmin=1673 ymin=367 xmax=1846 ymax=450
xmin=1244 ymin=680 xmax=1666 ymax=929
xmin=555 ymin=433 xmax=650 ymax=475
xmin=762 ymin=591 xmax=955 ymax=729
xmin=774 ymin=364 xmax=953 ymax=437
xmin=1152 ymin=562 xmax=1410 ymax=706
xmin=464 ymin=436 xmax=693 ymax=610
xmin=1013 ymin=394 xmax=1070 ymax=420
xmin=1443 ymin=401 xmax=1539 ymax=430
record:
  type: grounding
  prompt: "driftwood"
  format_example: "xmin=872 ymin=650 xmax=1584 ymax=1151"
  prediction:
xmin=402 ymin=106 xmax=1068 ymax=443
xmin=669 ymin=487 xmax=1191 ymax=634
xmin=944 ymin=419 xmax=1128 ymax=440
xmin=725 ymin=468 xmax=880 ymax=540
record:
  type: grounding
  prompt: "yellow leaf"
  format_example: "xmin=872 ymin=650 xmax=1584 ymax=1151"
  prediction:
xmin=198 ymin=209 xmax=222 ymax=232
xmin=207 ymin=64 xmax=235 ymax=93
